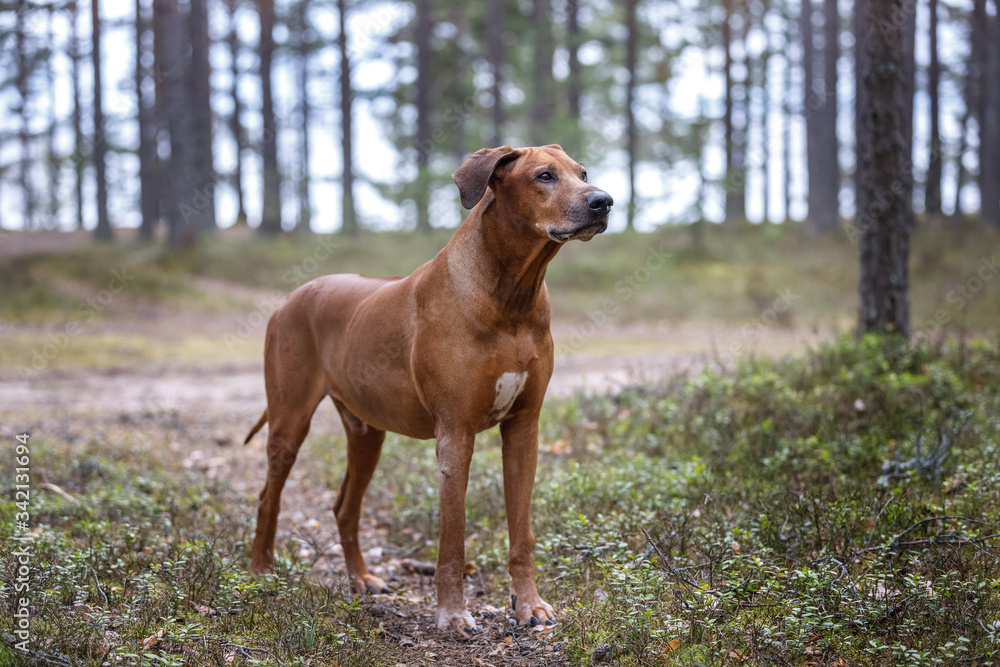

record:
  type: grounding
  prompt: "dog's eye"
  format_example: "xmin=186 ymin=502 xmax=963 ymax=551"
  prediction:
xmin=581 ymin=171 xmax=588 ymax=183
xmin=537 ymin=171 xmax=554 ymax=182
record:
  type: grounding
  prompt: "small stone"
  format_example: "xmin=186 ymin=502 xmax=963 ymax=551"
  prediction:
xmin=592 ymin=645 xmax=616 ymax=663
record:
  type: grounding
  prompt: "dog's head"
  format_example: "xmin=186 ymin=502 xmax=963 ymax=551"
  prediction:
xmin=452 ymin=145 xmax=613 ymax=243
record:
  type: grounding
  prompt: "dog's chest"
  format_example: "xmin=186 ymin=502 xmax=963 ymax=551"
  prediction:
xmin=484 ymin=330 xmax=538 ymax=421
xmin=491 ymin=371 xmax=529 ymax=420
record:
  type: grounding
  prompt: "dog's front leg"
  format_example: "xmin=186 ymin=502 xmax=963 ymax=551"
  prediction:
xmin=500 ymin=412 xmax=555 ymax=626
xmin=434 ymin=427 xmax=478 ymax=633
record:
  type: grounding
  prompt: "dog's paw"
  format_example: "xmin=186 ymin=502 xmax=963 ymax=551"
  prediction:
xmin=511 ymin=592 xmax=555 ymax=626
xmin=436 ymin=608 xmax=478 ymax=636
xmin=353 ymin=574 xmax=390 ymax=595
xmin=248 ymin=559 xmax=274 ymax=576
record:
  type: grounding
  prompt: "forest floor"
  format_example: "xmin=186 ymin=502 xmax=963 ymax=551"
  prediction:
xmin=2 ymin=224 xmax=999 ymax=665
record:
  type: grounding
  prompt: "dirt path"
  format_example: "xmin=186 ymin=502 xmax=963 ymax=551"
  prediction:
xmin=0 ymin=304 xmax=824 ymax=663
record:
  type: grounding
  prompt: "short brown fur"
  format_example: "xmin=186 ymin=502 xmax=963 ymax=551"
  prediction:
xmin=245 ymin=145 xmax=612 ymax=632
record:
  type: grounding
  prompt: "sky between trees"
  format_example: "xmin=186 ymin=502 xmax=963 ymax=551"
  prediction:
xmin=0 ymin=0 xmax=997 ymax=237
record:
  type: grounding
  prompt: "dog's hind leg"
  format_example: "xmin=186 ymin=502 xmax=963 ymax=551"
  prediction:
xmin=332 ymin=399 xmax=387 ymax=594
xmin=249 ymin=324 xmax=325 ymax=574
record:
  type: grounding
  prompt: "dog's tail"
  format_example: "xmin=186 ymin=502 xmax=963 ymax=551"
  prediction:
xmin=244 ymin=409 xmax=268 ymax=445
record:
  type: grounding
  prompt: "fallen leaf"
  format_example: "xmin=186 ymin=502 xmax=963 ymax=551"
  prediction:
xmin=464 ymin=562 xmax=478 ymax=576
xmin=141 ymin=629 xmax=165 ymax=647
xmin=731 ymin=540 xmax=741 ymax=553
xmin=660 ymin=638 xmax=682 ymax=654
xmin=729 ymin=650 xmax=746 ymax=662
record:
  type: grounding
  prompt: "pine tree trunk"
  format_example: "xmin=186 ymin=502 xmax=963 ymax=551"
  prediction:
xmin=487 ymin=0 xmax=504 ymax=148
xmin=854 ymin=0 xmax=868 ymax=233
xmin=624 ymin=0 xmax=637 ymax=230
xmin=189 ymin=0 xmax=215 ymax=233
xmin=722 ymin=0 xmax=743 ymax=220
xmin=158 ymin=0 xmax=195 ymax=246
xmin=296 ymin=0 xmax=313 ymax=235
xmin=924 ymin=0 xmax=942 ymax=218
xmin=760 ymin=0 xmax=772 ymax=223
xmin=137 ymin=0 xmax=159 ymax=241
xmin=979 ymin=12 xmax=1000 ymax=226
xmin=782 ymin=1 xmax=793 ymax=222
xmin=811 ymin=0 xmax=840 ymax=234
xmin=70 ymin=0 xmax=84 ymax=230
xmin=566 ymin=0 xmax=582 ymax=157
xmin=857 ymin=0 xmax=913 ymax=337
xmin=567 ymin=0 xmax=581 ymax=120
xmin=45 ymin=7 xmax=60 ymax=228
xmin=414 ymin=0 xmax=431 ymax=232
xmin=92 ymin=0 xmax=113 ymax=241
xmin=803 ymin=0 xmax=839 ymax=235
xmin=226 ymin=0 xmax=248 ymax=226
xmin=952 ymin=109 xmax=969 ymax=219
xmin=529 ymin=0 xmax=554 ymax=146
xmin=16 ymin=0 xmax=35 ymax=230
xmin=902 ymin=0 xmax=916 ymax=181
xmin=258 ymin=0 xmax=283 ymax=235
xmin=337 ymin=0 xmax=357 ymax=236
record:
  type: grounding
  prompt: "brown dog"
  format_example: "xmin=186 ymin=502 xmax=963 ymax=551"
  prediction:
xmin=244 ymin=144 xmax=612 ymax=633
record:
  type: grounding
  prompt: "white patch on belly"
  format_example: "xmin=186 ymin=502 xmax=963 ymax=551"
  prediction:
xmin=492 ymin=371 xmax=528 ymax=419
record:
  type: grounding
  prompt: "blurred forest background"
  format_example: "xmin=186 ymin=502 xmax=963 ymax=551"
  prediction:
xmin=0 ymin=0 xmax=998 ymax=241
xmin=6 ymin=2 xmax=1000 ymax=664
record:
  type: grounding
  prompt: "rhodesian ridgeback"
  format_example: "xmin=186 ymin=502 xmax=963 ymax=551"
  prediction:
xmin=244 ymin=144 xmax=613 ymax=633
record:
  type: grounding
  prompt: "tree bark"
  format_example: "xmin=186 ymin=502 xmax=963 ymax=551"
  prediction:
xmin=297 ymin=0 xmax=313 ymax=234
xmin=70 ymin=0 xmax=84 ymax=230
xmin=979 ymin=10 xmax=1000 ymax=226
xmin=566 ymin=0 xmax=582 ymax=157
xmin=567 ymin=0 xmax=581 ymax=120
xmin=337 ymin=0 xmax=357 ymax=236
xmin=258 ymin=0 xmax=283 ymax=235
xmin=189 ymin=0 xmax=216 ymax=233
xmin=414 ymin=0 xmax=432 ymax=232
xmin=782 ymin=4 xmax=793 ymax=221
xmin=857 ymin=0 xmax=913 ymax=337
xmin=137 ymin=0 xmax=159 ymax=240
xmin=16 ymin=0 xmax=35 ymax=230
xmin=854 ymin=0 xmax=868 ymax=233
xmin=760 ymin=0 xmax=772 ymax=223
xmin=45 ymin=7 xmax=60 ymax=228
xmin=226 ymin=0 xmax=248 ymax=226
xmin=817 ymin=0 xmax=840 ymax=233
xmin=951 ymin=109 xmax=969 ymax=219
xmin=157 ymin=0 xmax=195 ymax=246
xmin=802 ymin=0 xmax=839 ymax=234
xmin=487 ymin=0 xmax=504 ymax=148
xmin=722 ymin=0 xmax=745 ymax=220
xmin=91 ymin=0 xmax=113 ymax=241
xmin=924 ymin=0 xmax=942 ymax=218
xmin=529 ymin=0 xmax=555 ymax=146
xmin=901 ymin=0 xmax=916 ymax=190
xmin=624 ymin=0 xmax=638 ymax=230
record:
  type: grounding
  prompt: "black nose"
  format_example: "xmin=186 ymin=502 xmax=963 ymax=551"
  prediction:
xmin=588 ymin=191 xmax=613 ymax=212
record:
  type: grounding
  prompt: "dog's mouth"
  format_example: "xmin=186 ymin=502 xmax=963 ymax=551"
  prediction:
xmin=547 ymin=219 xmax=608 ymax=243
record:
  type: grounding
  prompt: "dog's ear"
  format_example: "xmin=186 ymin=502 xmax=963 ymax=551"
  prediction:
xmin=452 ymin=146 xmax=521 ymax=209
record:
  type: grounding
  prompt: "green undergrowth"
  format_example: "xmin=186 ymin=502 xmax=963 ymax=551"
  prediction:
xmin=2 ymin=334 xmax=1000 ymax=665
xmin=2 ymin=222 xmax=999 ymax=333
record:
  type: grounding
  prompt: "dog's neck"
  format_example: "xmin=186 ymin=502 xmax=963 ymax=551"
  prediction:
xmin=445 ymin=194 xmax=561 ymax=326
